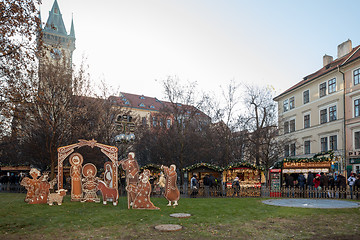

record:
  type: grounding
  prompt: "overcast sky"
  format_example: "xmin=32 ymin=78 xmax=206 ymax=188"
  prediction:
xmin=39 ymin=0 xmax=360 ymax=99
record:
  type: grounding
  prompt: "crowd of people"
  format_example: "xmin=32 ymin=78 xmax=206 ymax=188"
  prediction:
xmin=283 ymin=172 xmax=360 ymax=199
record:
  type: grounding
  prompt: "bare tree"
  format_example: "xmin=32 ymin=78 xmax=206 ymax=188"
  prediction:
xmin=238 ymin=85 xmax=279 ymax=168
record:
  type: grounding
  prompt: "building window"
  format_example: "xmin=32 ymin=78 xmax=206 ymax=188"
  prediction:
xmin=289 ymin=119 xmax=295 ymax=132
xmin=304 ymin=140 xmax=310 ymax=154
xmin=355 ymin=99 xmax=360 ymax=117
xmin=304 ymin=114 xmax=310 ymax=128
xmin=319 ymin=82 xmax=327 ymax=97
xmin=329 ymin=135 xmax=337 ymax=151
xmin=355 ymin=131 xmax=360 ymax=149
xmin=289 ymin=97 xmax=295 ymax=110
xmin=290 ymin=143 xmax=296 ymax=156
xmin=329 ymin=106 xmax=337 ymax=122
xmin=328 ymin=78 xmax=336 ymax=94
xmin=142 ymin=117 xmax=147 ymax=126
xmin=284 ymin=121 xmax=289 ymax=134
xmin=320 ymin=109 xmax=327 ymax=124
xmin=321 ymin=137 xmax=328 ymax=152
xmin=303 ymin=90 xmax=309 ymax=104
xmin=284 ymin=145 xmax=289 ymax=157
xmin=152 ymin=117 xmax=157 ymax=127
xmin=283 ymin=99 xmax=289 ymax=112
xmin=166 ymin=119 xmax=171 ymax=129
xmin=354 ymin=68 xmax=360 ymax=85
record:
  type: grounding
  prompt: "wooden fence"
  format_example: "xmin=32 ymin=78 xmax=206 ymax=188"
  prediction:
xmin=2 ymin=183 xmax=359 ymax=200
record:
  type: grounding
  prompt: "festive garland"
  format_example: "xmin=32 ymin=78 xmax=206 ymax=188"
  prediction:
xmin=182 ymin=162 xmax=224 ymax=172
xmin=283 ymin=150 xmax=334 ymax=163
xmin=140 ymin=163 xmax=161 ymax=171
xmin=224 ymin=162 xmax=265 ymax=171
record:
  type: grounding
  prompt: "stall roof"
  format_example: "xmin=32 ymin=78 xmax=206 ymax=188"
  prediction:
xmin=183 ymin=163 xmax=223 ymax=172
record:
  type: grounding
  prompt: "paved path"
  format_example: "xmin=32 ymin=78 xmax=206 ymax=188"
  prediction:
xmin=262 ymin=199 xmax=360 ymax=208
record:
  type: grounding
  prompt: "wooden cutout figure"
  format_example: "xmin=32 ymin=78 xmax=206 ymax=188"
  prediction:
xmin=104 ymin=162 xmax=113 ymax=188
xmin=20 ymin=168 xmax=53 ymax=204
xmin=161 ymin=164 xmax=180 ymax=206
xmin=81 ymin=163 xmax=100 ymax=203
xmin=97 ymin=180 xmax=119 ymax=206
xmin=119 ymin=152 xmax=139 ymax=209
xmin=69 ymin=153 xmax=83 ymax=201
xmin=48 ymin=189 xmax=67 ymax=205
xmin=132 ymin=169 xmax=159 ymax=210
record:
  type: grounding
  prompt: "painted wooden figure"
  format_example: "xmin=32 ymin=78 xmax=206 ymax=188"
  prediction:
xmin=118 ymin=152 xmax=139 ymax=209
xmin=97 ymin=179 xmax=119 ymax=206
xmin=161 ymin=164 xmax=180 ymax=206
xmin=132 ymin=169 xmax=159 ymax=210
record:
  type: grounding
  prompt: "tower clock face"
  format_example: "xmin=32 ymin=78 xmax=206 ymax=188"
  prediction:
xmin=50 ymin=48 xmax=62 ymax=60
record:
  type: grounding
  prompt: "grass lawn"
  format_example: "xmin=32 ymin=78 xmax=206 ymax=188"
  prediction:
xmin=0 ymin=193 xmax=359 ymax=240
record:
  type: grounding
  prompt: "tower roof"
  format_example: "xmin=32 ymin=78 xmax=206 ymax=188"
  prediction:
xmin=69 ymin=15 xmax=75 ymax=38
xmin=43 ymin=0 xmax=68 ymax=36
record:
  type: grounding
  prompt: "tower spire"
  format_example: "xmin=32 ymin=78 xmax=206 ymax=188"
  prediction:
xmin=69 ymin=14 xmax=75 ymax=39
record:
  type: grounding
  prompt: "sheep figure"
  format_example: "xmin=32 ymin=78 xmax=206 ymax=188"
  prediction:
xmin=47 ymin=189 xmax=67 ymax=206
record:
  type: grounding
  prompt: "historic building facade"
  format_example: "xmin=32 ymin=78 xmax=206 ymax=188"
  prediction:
xmin=274 ymin=40 xmax=360 ymax=174
xmin=40 ymin=0 xmax=75 ymax=65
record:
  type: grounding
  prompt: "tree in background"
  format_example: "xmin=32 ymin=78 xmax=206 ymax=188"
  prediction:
xmin=0 ymin=0 xmax=41 ymax=137
xmin=238 ymin=85 xmax=280 ymax=169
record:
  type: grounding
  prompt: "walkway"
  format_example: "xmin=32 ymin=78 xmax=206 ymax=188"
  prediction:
xmin=262 ymin=198 xmax=360 ymax=209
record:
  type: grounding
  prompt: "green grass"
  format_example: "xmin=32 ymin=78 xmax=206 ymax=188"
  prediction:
xmin=0 ymin=193 xmax=359 ymax=239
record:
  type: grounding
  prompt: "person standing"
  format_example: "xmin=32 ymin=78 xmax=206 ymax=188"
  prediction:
xmin=354 ymin=174 xmax=360 ymax=199
xmin=336 ymin=174 xmax=347 ymax=199
xmin=190 ymin=174 xmax=198 ymax=197
xmin=320 ymin=172 xmax=329 ymax=198
xmin=232 ymin=177 xmax=240 ymax=197
xmin=307 ymin=172 xmax=314 ymax=198
xmin=313 ymin=174 xmax=321 ymax=198
xmin=203 ymin=174 xmax=210 ymax=197
xmin=348 ymin=173 xmax=356 ymax=199
xmin=298 ymin=173 xmax=306 ymax=197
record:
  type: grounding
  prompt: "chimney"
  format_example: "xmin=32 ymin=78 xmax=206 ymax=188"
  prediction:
xmin=337 ymin=39 xmax=352 ymax=58
xmin=323 ymin=54 xmax=333 ymax=67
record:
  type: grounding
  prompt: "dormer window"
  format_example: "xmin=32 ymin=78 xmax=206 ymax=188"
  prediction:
xmin=140 ymin=96 xmax=145 ymax=100
xmin=139 ymin=103 xmax=145 ymax=107
xmin=150 ymin=105 xmax=155 ymax=109
xmin=54 ymin=8 xmax=58 ymax=14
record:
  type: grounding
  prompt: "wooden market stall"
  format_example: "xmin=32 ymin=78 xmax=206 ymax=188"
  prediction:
xmin=183 ymin=163 xmax=223 ymax=187
xmin=282 ymin=151 xmax=334 ymax=183
xmin=223 ymin=162 xmax=265 ymax=196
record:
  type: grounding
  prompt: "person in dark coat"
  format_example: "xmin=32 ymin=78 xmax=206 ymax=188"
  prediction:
xmin=320 ymin=172 xmax=329 ymax=198
xmin=336 ymin=174 xmax=347 ymax=199
xmin=307 ymin=172 xmax=314 ymax=198
xmin=354 ymin=174 xmax=360 ymax=199
xmin=298 ymin=173 xmax=306 ymax=197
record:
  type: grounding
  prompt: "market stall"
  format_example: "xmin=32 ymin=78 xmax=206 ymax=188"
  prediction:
xmin=282 ymin=151 xmax=333 ymax=181
xmin=223 ymin=162 xmax=265 ymax=197
xmin=183 ymin=163 xmax=223 ymax=187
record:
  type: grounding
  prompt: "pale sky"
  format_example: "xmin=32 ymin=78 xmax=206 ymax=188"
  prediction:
xmin=39 ymin=0 xmax=360 ymax=99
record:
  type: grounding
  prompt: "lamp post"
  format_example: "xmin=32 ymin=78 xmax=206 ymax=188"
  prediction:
xmin=114 ymin=114 xmax=136 ymax=159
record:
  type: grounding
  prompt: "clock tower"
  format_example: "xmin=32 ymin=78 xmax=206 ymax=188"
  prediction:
xmin=40 ymin=0 xmax=75 ymax=65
